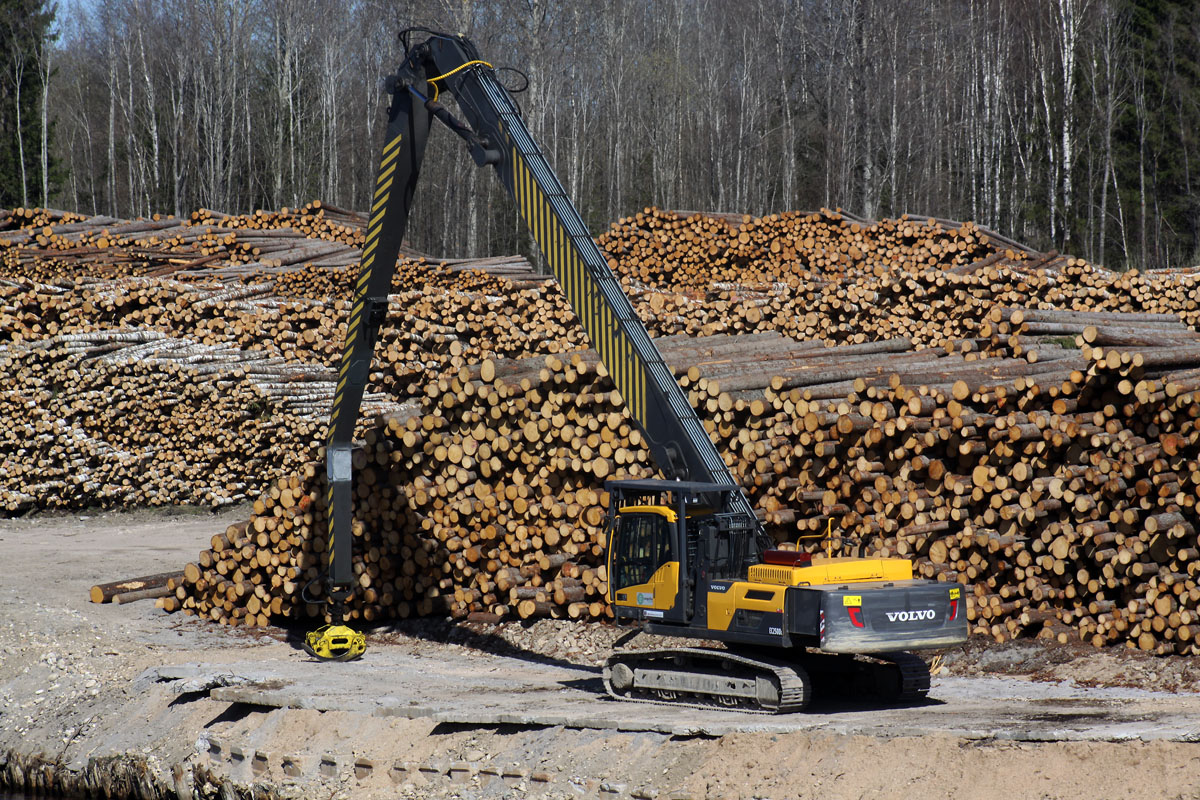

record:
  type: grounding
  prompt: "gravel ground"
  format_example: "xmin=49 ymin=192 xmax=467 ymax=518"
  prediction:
xmin=3 ymin=508 xmax=1200 ymax=800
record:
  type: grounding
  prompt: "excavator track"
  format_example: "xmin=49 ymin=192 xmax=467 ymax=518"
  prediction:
xmin=604 ymin=647 xmax=812 ymax=713
xmin=603 ymin=648 xmax=931 ymax=713
xmin=786 ymin=650 xmax=931 ymax=705
xmin=884 ymin=651 xmax=932 ymax=701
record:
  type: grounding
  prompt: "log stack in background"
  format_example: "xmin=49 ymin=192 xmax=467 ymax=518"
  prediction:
xmin=598 ymin=208 xmax=1200 ymax=346
xmin=4 ymin=203 xmax=1200 ymax=654
xmin=0 ymin=206 xmax=88 ymax=232
xmin=598 ymin=207 xmax=1035 ymax=290
xmin=0 ymin=331 xmax=345 ymax=512
xmin=169 ymin=323 xmax=1200 ymax=656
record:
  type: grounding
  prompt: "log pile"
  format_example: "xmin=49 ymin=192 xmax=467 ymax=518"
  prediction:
xmin=5 ymin=204 xmax=1199 ymax=358
xmin=600 ymin=209 xmax=1200 ymax=347
xmin=0 ymin=272 xmax=430 ymax=511
xmin=0 ymin=206 xmax=88 ymax=231
xmin=0 ymin=202 xmax=543 ymax=288
xmin=6 ymin=202 xmax=1200 ymax=654
xmin=0 ymin=332 xmax=348 ymax=513
xmin=783 ymin=313 xmax=1200 ymax=655
xmin=598 ymin=207 xmax=1032 ymax=290
xmin=0 ymin=267 xmax=580 ymax=513
xmin=168 ymin=324 xmax=1200 ymax=656
xmin=0 ymin=212 xmax=366 ymax=284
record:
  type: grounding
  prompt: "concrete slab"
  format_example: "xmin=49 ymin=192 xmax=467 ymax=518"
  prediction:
xmin=144 ymin=645 xmax=1200 ymax=742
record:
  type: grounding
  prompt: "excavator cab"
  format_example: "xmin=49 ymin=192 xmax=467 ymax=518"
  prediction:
xmin=607 ymin=504 xmax=679 ymax=616
xmin=606 ymin=479 xmax=759 ymax=626
xmin=607 ymin=480 xmax=687 ymax=624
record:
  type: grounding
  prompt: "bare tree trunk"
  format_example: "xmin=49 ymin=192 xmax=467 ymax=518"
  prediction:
xmin=38 ymin=35 xmax=50 ymax=206
xmin=137 ymin=24 xmax=160 ymax=211
xmin=1055 ymin=0 xmax=1088 ymax=251
xmin=1096 ymin=0 xmax=1126 ymax=266
xmin=106 ymin=48 xmax=118 ymax=215
xmin=168 ymin=60 xmax=185 ymax=216
xmin=123 ymin=42 xmax=142 ymax=216
xmin=1032 ymin=31 xmax=1059 ymax=244
xmin=12 ymin=54 xmax=28 ymax=206
xmin=1133 ymin=60 xmax=1148 ymax=269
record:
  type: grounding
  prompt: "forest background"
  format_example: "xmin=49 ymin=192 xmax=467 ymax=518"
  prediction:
xmin=2 ymin=0 xmax=1198 ymax=271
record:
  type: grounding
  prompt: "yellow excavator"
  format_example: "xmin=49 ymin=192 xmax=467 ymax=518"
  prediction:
xmin=306 ymin=29 xmax=967 ymax=712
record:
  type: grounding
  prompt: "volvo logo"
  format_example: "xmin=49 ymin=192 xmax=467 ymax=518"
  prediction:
xmin=886 ymin=610 xmax=936 ymax=622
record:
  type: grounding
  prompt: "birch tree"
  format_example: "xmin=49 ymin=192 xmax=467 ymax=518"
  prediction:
xmin=20 ymin=0 xmax=1200 ymax=269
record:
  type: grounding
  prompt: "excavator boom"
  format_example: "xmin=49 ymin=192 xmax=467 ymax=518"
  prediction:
xmin=315 ymin=31 xmax=762 ymax=648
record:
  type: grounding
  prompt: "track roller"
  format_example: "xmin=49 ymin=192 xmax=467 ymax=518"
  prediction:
xmin=604 ymin=648 xmax=811 ymax=713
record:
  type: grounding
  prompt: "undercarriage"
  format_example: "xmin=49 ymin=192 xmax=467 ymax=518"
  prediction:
xmin=603 ymin=647 xmax=930 ymax=713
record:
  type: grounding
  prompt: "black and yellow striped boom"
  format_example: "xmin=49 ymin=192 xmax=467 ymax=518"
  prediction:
xmin=322 ymin=32 xmax=760 ymax=620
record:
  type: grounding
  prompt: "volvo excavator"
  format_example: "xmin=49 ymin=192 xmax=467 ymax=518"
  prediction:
xmin=305 ymin=29 xmax=967 ymax=712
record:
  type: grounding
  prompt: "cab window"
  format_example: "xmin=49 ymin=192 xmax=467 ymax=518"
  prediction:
xmin=613 ymin=513 xmax=672 ymax=589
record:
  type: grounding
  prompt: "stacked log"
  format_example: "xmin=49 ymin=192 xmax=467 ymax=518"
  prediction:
xmin=0 ymin=329 xmax=406 ymax=513
xmin=0 ymin=206 xmax=88 ymax=232
xmin=167 ymin=326 xmax=1200 ymax=656
xmin=598 ymin=207 xmax=1034 ymax=290
xmin=5 ymin=205 xmax=1199 ymax=359
xmin=600 ymin=209 xmax=1200 ymax=345
xmin=167 ymin=348 xmax=661 ymax=625
xmin=7 ymin=202 xmax=1200 ymax=655
xmin=0 ymin=203 xmax=536 ymax=287
xmin=0 ymin=214 xmax=363 ymax=283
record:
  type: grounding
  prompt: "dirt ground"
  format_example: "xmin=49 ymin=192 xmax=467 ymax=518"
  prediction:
xmin=3 ymin=507 xmax=1200 ymax=800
